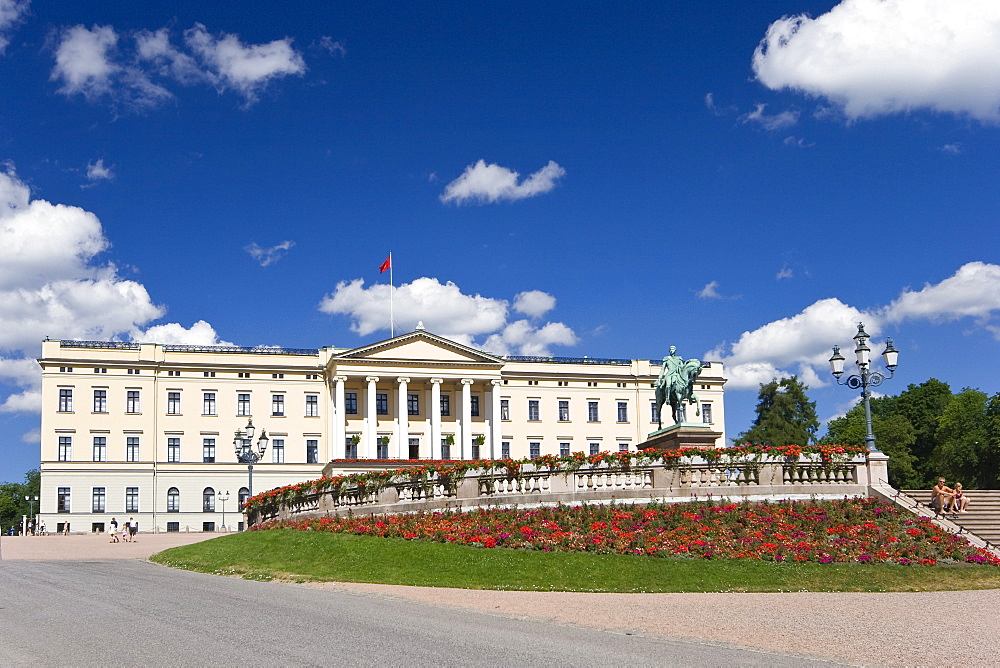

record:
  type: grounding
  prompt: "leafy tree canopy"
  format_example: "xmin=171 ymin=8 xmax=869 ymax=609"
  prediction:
xmin=738 ymin=376 xmax=819 ymax=447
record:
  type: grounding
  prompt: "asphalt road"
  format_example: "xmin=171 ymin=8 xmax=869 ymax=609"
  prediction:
xmin=0 ymin=560 xmax=838 ymax=667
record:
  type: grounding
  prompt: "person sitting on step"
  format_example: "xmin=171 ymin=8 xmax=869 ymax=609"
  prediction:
xmin=952 ymin=482 xmax=970 ymax=513
xmin=931 ymin=478 xmax=955 ymax=515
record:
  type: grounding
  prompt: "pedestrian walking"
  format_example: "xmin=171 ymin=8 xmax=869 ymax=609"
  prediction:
xmin=108 ymin=518 xmax=119 ymax=543
xmin=128 ymin=517 xmax=138 ymax=542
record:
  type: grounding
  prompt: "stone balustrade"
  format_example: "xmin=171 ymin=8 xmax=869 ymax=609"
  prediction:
xmin=248 ymin=453 xmax=888 ymax=526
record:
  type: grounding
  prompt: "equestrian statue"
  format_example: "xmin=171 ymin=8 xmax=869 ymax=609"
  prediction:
xmin=654 ymin=346 xmax=702 ymax=429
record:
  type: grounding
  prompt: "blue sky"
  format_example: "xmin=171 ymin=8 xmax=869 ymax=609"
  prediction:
xmin=2 ymin=0 xmax=1000 ymax=480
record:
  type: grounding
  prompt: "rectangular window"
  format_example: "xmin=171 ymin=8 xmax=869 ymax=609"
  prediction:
xmin=92 ymin=487 xmax=106 ymax=513
xmin=529 ymin=442 xmax=541 ymax=459
xmin=272 ymin=439 xmax=285 ymax=463
xmin=617 ymin=401 xmax=628 ymax=423
xmin=166 ymin=522 xmax=179 ymax=532
xmin=376 ymin=393 xmax=388 ymax=415
xmin=204 ymin=371 xmax=215 ymax=377
xmin=345 ymin=436 xmax=358 ymax=459
xmin=58 ymin=388 xmax=73 ymax=412
xmin=237 ymin=393 xmax=250 ymax=416
xmin=500 ymin=399 xmax=509 ymax=421
xmin=559 ymin=442 xmax=570 ymax=456
xmin=306 ymin=439 xmax=319 ymax=464
xmin=440 ymin=394 xmax=450 ymax=417
xmin=93 ymin=389 xmax=107 ymax=413
xmin=377 ymin=437 xmax=388 ymax=459
xmin=471 ymin=442 xmax=480 ymax=459
xmin=407 ymin=393 xmax=419 ymax=415
xmin=57 ymin=487 xmax=71 ymax=513
xmin=470 ymin=395 xmax=480 ymax=417
xmin=528 ymin=400 xmax=540 ymax=421
xmin=588 ymin=401 xmax=599 ymax=422
xmin=58 ymin=436 xmax=72 ymax=462
xmin=167 ymin=437 xmax=180 ymax=463
xmin=203 ymin=392 xmax=216 ymax=416
xmin=619 ymin=442 xmax=629 ymax=452
xmin=702 ymin=403 xmax=714 ymax=424
xmin=590 ymin=442 xmax=600 ymax=455
xmin=345 ymin=392 xmax=358 ymax=415
xmin=305 ymin=394 xmax=319 ymax=417
xmin=501 ymin=441 xmax=510 ymax=459
xmin=92 ymin=437 xmax=106 ymax=462
xmin=126 ymin=390 xmax=140 ymax=413
xmin=127 ymin=368 xmax=139 ymax=375
xmin=126 ymin=437 xmax=139 ymax=462
xmin=441 ymin=438 xmax=451 ymax=460
xmin=558 ymin=400 xmax=570 ymax=422
xmin=650 ymin=401 xmax=660 ymax=424
xmin=408 ymin=437 xmax=420 ymax=459
xmin=203 ymin=438 xmax=216 ymax=463
xmin=271 ymin=394 xmax=285 ymax=416
xmin=167 ymin=391 xmax=181 ymax=415
xmin=125 ymin=487 xmax=139 ymax=513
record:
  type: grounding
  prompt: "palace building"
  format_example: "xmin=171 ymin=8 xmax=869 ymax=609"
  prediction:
xmin=36 ymin=328 xmax=727 ymax=533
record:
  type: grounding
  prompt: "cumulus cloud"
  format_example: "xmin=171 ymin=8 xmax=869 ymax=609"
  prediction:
xmin=696 ymin=281 xmax=723 ymax=299
xmin=0 ymin=0 xmax=29 ymax=53
xmin=318 ymin=277 xmax=578 ymax=356
xmin=132 ymin=320 xmax=231 ymax=346
xmin=513 ymin=290 xmax=556 ymax=318
xmin=244 ymin=240 xmax=295 ymax=267
xmin=84 ymin=158 xmax=114 ymax=184
xmin=776 ymin=266 xmax=794 ymax=280
xmin=740 ymin=103 xmax=799 ymax=131
xmin=51 ymin=22 xmax=305 ymax=110
xmin=709 ymin=262 xmax=1000 ymax=389
xmin=440 ymin=159 xmax=566 ymax=205
xmin=753 ymin=0 xmax=1000 ymax=122
xmin=0 ymin=165 xmax=223 ymax=415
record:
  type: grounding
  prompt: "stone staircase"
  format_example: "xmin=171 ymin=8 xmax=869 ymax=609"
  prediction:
xmin=902 ymin=489 xmax=1000 ymax=546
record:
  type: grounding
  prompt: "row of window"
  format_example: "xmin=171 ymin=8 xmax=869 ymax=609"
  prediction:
xmin=56 ymin=436 xmax=320 ymax=465
xmin=56 ymin=367 xmax=320 ymax=380
xmin=340 ymin=436 xmax=636 ymax=461
xmin=61 ymin=486 xmax=253 ymax=514
xmin=58 ymin=389 xmax=321 ymax=418
xmin=500 ymin=399 xmax=713 ymax=424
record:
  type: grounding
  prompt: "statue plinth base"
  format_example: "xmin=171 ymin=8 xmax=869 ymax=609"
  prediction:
xmin=641 ymin=423 xmax=723 ymax=451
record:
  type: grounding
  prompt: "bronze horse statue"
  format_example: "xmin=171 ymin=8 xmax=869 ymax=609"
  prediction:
xmin=654 ymin=357 xmax=702 ymax=429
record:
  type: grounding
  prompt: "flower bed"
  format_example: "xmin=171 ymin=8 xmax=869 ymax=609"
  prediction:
xmin=253 ymin=497 xmax=1000 ymax=566
xmin=244 ymin=443 xmax=866 ymax=514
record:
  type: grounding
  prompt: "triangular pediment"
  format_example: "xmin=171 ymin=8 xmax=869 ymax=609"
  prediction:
xmin=331 ymin=330 xmax=504 ymax=366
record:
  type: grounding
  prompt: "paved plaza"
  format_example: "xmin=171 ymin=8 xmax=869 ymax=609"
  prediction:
xmin=3 ymin=532 xmax=1000 ymax=665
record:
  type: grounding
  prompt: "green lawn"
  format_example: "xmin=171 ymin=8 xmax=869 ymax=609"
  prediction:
xmin=150 ymin=529 xmax=1000 ymax=592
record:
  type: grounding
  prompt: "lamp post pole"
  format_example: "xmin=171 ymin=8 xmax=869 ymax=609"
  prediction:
xmin=217 ymin=491 xmax=230 ymax=532
xmin=24 ymin=495 xmax=37 ymax=535
xmin=829 ymin=323 xmax=899 ymax=453
xmin=233 ymin=418 xmax=269 ymax=498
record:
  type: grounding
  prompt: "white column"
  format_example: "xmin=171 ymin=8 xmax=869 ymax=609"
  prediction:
xmin=429 ymin=378 xmax=442 ymax=459
xmin=460 ymin=379 xmax=473 ymax=460
xmin=396 ymin=377 xmax=410 ymax=459
xmin=490 ymin=379 xmax=503 ymax=460
xmin=333 ymin=376 xmax=347 ymax=459
xmin=365 ymin=376 xmax=379 ymax=459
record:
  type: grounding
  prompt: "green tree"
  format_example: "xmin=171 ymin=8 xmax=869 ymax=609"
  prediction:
xmin=933 ymin=388 xmax=994 ymax=488
xmin=0 ymin=469 xmax=40 ymax=533
xmin=893 ymin=379 xmax=954 ymax=481
xmin=738 ymin=376 xmax=819 ymax=446
xmin=823 ymin=405 xmax=919 ymax=488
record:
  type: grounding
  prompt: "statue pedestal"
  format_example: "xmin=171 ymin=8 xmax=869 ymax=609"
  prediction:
xmin=641 ymin=423 xmax=722 ymax=451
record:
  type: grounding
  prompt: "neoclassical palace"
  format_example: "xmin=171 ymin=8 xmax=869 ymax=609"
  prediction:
xmin=36 ymin=328 xmax=726 ymax=533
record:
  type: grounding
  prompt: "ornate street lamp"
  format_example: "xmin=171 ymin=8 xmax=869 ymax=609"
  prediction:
xmin=24 ymin=495 xmax=38 ymax=535
xmin=233 ymin=418 xmax=269 ymax=498
xmin=217 ymin=491 xmax=230 ymax=532
xmin=829 ymin=323 xmax=899 ymax=453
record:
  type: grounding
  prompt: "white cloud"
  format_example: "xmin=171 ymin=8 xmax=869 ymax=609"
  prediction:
xmin=20 ymin=427 xmax=39 ymax=443
xmin=753 ymin=0 xmax=1000 ymax=122
xmin=244 ymin=240 xmax=295 ymax=267
xmin=940 ymin=143 xmax=962 ymax=155
xmin=782 ymin=136 xmax=813 ymax=148
xmin=883 ymin=261 xmax=1000 ymax=323
xmin=184 ymin=23 xmax=305 ymax=104
xmin=318 ymin=277 xmax=578 ymax=356
xmin=0 ymin=0 xmax=29 ymax=53
xmin=740 ymin=103 xmax=799 ymax=131
xmin=132 ymin=320 xmax=231 ymax=346
xmin=710 ymin=262 xmax=1000 ymax=390
xmin=85 ymin=158 xmax=114 ymax=184
xmin=0 ymin=389 xmax=39 ymax=413
xmin=52 ymin=23 xmax=306 ymax=110
xmin=316 ymin=36 xmax=346 ymax=57
xmin=696 ymin=281 xmax=722 ymax=299
xmin=513 ymin=290 xmax=556 ymax=318
xmin=440 ymin=159 xmax=566 ymax=205
xmin=776 ymin=266 xmax=793 ymax=280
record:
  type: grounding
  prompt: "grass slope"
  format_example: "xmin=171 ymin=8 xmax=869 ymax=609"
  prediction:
xmin=150 ymin=530 xmax=1000 ymax=593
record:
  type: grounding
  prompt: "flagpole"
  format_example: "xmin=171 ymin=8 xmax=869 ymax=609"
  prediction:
xmin=389 ymin=251 xmax=394 ymax=337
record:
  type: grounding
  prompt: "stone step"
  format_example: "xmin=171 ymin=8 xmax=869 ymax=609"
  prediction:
xmin=902 ymin=490 xmax=1000 ymax=545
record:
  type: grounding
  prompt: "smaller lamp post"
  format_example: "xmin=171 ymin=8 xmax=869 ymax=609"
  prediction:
xmin=233 ymin=418 xmax=269 ymax=498
xmin=829 ymin=323 xmax=899 ymax=453
xmin=24 ymin=495 xmax=38 ymax=535
xmin=217 ymin=491 xmax=230 ymax=532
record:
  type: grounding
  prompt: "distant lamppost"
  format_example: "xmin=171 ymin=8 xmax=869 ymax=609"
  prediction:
xmin=829 ymin=323 xmax=899 ymax=453
xmin=24 ymin=495 xmax=38 ymax=535
xmin=217 ymin=491 xmax=230 ymax=532
xmin=233 ymin=418 xmax=269 ymax=498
